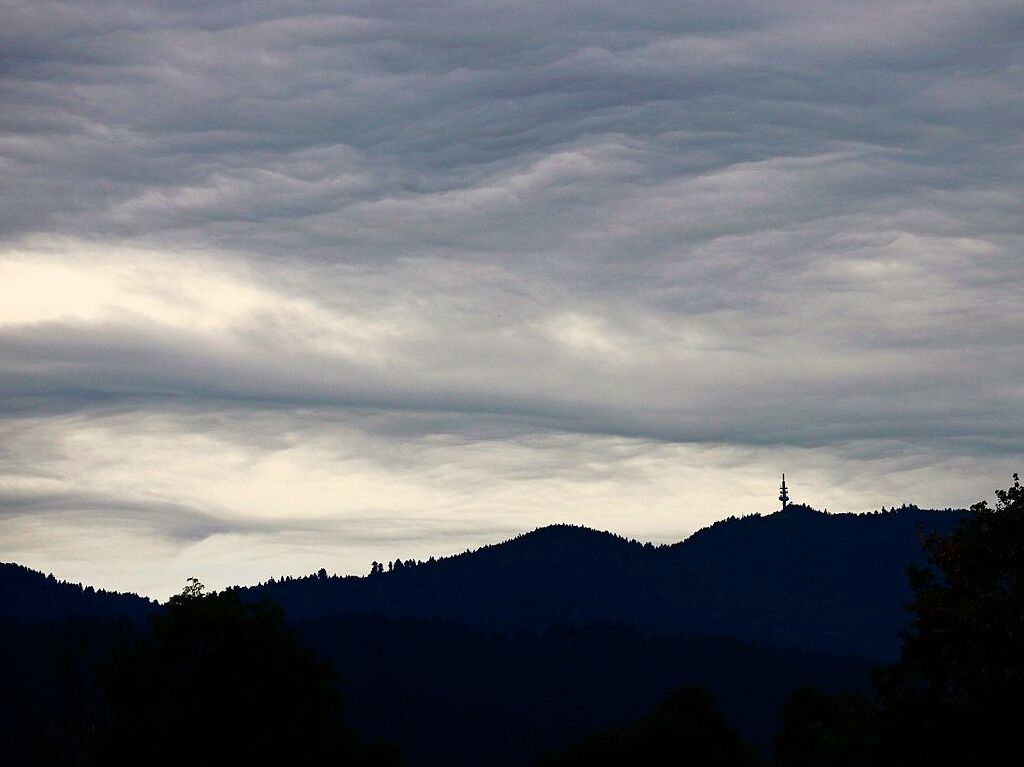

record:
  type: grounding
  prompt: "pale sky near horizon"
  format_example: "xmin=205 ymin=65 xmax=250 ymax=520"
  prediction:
xmin=1 ymin=0 xmax=1022 ymax=598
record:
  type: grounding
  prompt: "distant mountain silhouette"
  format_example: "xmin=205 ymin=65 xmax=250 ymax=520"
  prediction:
xmin=240 ymin=505 xmax=964 ymax=659
xmin=0 ymin=562 xmax=155 ymax=622
xmin=0 ymin=503 xmax=967 ymax=766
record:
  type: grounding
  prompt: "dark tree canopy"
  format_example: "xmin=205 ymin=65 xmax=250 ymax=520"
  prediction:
xmin=96 ymin=579 xmax=397 ymax=767
xmin=775 ymin=688 xmax=880 ymax=767
xmin=773 ymin=475 xmax=1023 ymax=767
xmin=875 ymin=474 xmax=1024 ymax=763
xmin=534 ymin=686 xmax=760 ymax=767
xmin=891 ymin=474 xmax=1023 ymax=702
xmin=872 ymin=473 xmax=1024 ymax=761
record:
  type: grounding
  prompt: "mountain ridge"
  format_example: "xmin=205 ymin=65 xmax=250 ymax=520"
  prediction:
xmin=0 ymin=562 xmax=155 ymax=622
xmin=1 ymin=504 xmax=966 ymax=659
xmin=236 ymin=504 xmax=965 ymax=659
xmin=0 ymin=503 xmax=971 ymax=766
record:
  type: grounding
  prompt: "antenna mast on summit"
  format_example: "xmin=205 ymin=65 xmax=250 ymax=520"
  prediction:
xmin=779 ymin=474 xmax=790 ymax=510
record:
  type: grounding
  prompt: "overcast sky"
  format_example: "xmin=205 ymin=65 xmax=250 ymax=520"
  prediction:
xmin=1 ymin=0 xmax=1022 ymax=598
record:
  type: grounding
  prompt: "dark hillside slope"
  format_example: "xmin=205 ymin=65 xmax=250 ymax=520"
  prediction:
xmin=648 ymin=505 xmax=964 ymax=657
xmin=0 ymin=616 xmax=143 ymax=766
xmin=0 ymin=563 xmax=155 ymax=622
xmin=298 ymin=614 xmax=875 ymax=767
xmin=244 ymin=525 xmax=649 ymax=626
xmin=244 ymin=507 xmax=963 ymax=659
xmin=0 ymin=506 xmax=963 ymax=766
xmin=0 ymin=606 xmax=871 ymax=767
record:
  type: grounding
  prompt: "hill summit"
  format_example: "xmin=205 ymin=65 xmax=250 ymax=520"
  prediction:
xmin=239 ymin=504 xmax=963 ymax=659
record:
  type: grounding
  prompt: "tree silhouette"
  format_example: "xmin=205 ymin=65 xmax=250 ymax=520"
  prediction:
xmin=94 ymin=579 xmax=398 ymax=767
xmin=875 ymin=474 xmax=1024 ymax=764
xmin=775 ymin=688 xmax=879 ymax=767
xmin=774 ymin=476 xmax=1023 ymax=767
xmin=534 ymin=686 xmax=759 ymax=766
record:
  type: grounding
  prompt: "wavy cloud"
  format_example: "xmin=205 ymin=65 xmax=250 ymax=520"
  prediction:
xmin=1 ymin=0 xmax=1021 ymax=596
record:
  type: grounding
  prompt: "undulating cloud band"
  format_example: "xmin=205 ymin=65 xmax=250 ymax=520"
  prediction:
xmin=1 ymin=0 xmax=1022 ymax=596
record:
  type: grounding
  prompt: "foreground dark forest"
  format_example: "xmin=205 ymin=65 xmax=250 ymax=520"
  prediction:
xmin=1 ymin=477 xmax=1020 ymax=766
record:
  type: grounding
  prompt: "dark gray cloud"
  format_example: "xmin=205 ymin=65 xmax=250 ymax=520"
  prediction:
xmin=0 ymin=488 xmax=233 ymax=543
xmin=0 ymin=314 xmax=1020 ymax=453
xmin=1 ymin=0 xmax=1022 ymax=595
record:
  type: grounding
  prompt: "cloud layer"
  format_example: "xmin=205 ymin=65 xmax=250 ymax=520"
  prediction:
xmin=1 ymin=1 xmax=1022 ymax=596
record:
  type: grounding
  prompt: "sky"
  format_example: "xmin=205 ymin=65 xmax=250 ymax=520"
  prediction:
xmin=1 ymin=0 xmax=1022 ymax=598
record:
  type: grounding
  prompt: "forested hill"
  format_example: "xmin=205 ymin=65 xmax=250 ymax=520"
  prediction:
xmin=240 ymin=504 xmax=964 ymax=660
xmin=0 ymin=563 xmax=155 ymax=622
xmin=0 ymin=504 xmax=969 ymax=766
